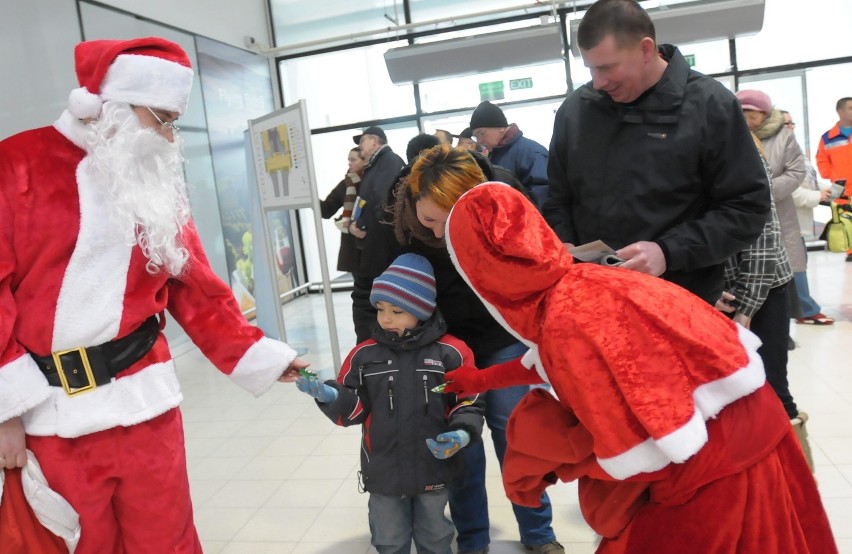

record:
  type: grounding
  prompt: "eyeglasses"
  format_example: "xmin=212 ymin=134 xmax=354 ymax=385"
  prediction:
xmin=146 ymin=107 xmax=180 ymax=133
xmin=785 ymin=121 xmax=796 ymax=128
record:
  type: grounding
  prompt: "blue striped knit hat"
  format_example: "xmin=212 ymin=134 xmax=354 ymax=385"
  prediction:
xmin=370 ymin=254 xmax=437 ymax=321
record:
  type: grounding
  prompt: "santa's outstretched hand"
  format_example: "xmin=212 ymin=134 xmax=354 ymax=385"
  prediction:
xmin=277 ymin=358 xmax=311 ymax=382
xmin=442 ymin=357 xmax=543 ymax=396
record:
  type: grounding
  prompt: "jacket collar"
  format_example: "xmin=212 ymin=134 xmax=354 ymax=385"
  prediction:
xmin=578 ymin=44 xmax=689 ymax=122
xmin=372 ymin=311 xmax=447 ymax=349
xmin=365 ymin=144 xmax=389 ymax=168
xmin=493 ymin=123 xmax=522 ymax=151
xmin=827 ymin=123 xmax=851 ymax=140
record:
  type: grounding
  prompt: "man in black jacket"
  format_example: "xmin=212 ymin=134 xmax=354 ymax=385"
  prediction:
xmin=349 ymin=126 xmax=405 ymax=342
xmin=543 ymin=0 xmax=770 ymax=304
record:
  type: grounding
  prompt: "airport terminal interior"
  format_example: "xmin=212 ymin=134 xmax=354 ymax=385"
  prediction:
xmin=3 ymin=0 xmax=852 ymax=552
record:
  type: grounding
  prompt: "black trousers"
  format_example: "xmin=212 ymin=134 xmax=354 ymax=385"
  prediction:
xmin=351 ymin=273 xmax=377 ymax=344
xmin=750 ymin=282 xmax=798 ymax=418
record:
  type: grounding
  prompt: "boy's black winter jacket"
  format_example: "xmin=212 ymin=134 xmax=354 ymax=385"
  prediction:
xmin=317 ymin=312 xmax=484 ymax=496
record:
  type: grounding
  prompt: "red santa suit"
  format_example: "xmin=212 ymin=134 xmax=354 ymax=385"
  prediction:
xmin=0 ymin=38 xmax=296 ymax=553
xmin=443 ymin=183 xmax=836 ymax=553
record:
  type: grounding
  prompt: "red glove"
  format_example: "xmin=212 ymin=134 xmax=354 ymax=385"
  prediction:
xmin=443 ymin=357 xmax=544 ymax=395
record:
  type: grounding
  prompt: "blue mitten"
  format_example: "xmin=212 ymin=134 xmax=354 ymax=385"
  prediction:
xmin=426 ymin=430 xmax=470 ymax=459
xmin=295 ymin=377 xmax=338 ymax=403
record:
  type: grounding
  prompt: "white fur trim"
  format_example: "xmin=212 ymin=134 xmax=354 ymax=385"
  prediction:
xmin=692 ymin=325 xmax=766 ymax=420
xmin=598 ymin=436 xmax=673 ymax=480
xmin=230 ymin=337 xmax=297 ymax=397
xmin=22 ymin=360 xmax=183 ymax=438
xmin=20 ymin=451 xmax=81 ymax=553
xmin=597 ymin=325 xmax=766 ymax=479
xmin=520 ymin=346 xmax=550 ymax=384
xmin=53 ymin=110 xmax=90 ymax=150
xmin=67 ymin=86 xmax=103 ymax=119
xmin=653 ymin=409 xmax=709 ymax=462
xmin=0 ymin=354 xmax=51 ymax=422
xmin=100 ymin=54 xmax=193 ymax=115
xmin=52 ymin=158 xmax=134 ymax=350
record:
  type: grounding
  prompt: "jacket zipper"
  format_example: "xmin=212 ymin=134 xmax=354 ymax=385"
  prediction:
xmin=422 ymin=374 xmax=429 ymax=415
xmin=388 ymin=375 xmax=394 ymax=411
xmin=359 ymin=359 xmax=390 ymax=385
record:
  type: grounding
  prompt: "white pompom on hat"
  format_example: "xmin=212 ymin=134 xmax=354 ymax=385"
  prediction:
xmin=67 ymin=37 xmax=194 ymax=119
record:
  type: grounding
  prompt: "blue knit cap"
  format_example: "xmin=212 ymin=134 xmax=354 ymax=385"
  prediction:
xmin=370 ymin=254 xmax=437 ymax=321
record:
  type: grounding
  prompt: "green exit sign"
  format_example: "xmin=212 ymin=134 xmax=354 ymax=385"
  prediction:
xmin=479 ymin=80 xmax=505 ymax=101
xmin=510 ymin=78 xmax=534 ymax=90
xmin=683 ymin=54 xmax=696 ymax=67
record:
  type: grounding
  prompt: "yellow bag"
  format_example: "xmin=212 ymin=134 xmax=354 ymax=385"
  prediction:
xmin=823 ymin=202 xmax=852 ymax=252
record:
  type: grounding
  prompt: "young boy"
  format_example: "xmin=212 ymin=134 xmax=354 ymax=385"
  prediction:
xmin=295 ymin=253 xmax=484 ymax=554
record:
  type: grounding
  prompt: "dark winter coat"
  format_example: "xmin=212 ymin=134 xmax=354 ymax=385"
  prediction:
xmin=317 ymin=312 xmax=484 ymax=497
xmin=319 ymin=175 xmax=361 ymax=273
xmin=544 ymin=44 xmax=771 ymax=304
xmin=353 ymin=145 xmax=405 ymax=279
xmin=489 ymin=124 xmax=549 ymax=208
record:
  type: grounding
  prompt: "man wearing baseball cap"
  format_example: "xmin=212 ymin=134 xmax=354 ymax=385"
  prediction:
xmin=348 ymin=125 xmax=405 ymax=342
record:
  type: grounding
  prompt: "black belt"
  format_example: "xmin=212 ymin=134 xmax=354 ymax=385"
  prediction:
xmin=30 ymin=316 xmax=160 ymax=396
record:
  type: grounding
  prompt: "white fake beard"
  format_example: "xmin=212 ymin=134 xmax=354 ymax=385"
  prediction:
xmin=85 ymin=101 xmax=191 ymax=276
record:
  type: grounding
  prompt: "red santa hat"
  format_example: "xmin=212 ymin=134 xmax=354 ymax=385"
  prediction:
xmin=68 ymin=37 xmax=194 ymax=119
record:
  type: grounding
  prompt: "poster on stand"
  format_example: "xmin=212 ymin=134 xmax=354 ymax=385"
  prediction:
xmin=249 ymin=108 xmax=313 ymax=210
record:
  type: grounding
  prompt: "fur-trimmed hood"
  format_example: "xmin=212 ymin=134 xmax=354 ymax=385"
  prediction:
xmin=754 ymin=108 xmax=786 ymax=141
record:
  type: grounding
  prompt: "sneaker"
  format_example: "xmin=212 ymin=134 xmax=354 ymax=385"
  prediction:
xmin=847 ymin=253 xmax=852 ymax=262
xmin=796 ymin=313 xmax=835 ymax=325
xmin=524 ymin=541 xmax=565 ymax=553
xmin=458 ymin=549 xmax=489 ymax=554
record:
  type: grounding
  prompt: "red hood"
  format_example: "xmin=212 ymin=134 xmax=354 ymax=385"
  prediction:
xmin=446 ymin=183 xmax=572 ymax=344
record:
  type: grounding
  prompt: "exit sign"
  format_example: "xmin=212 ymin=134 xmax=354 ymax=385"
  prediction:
xmin=683 ymin=54 xmax=696 ymax=67
xmin=479 ymin=80 xmax=505 ymax=101
xmin=510 ymin=78 xmax=534 ymax=90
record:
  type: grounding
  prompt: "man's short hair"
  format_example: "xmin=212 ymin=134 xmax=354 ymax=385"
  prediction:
xmin=406 ymin=133 xmax=441 ymax=163
xmin=836 ymin=97 xmax=852 ymax=111
xmin=577 ymin=0 xmax=656 ymax=51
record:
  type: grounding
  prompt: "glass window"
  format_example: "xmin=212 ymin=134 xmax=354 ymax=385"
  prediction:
xmin=676 ymin=39 xmax=731 ymax=76
xmin=270 ymin=0 xmax=401 ymax=49
xmin=279 ymin=43 xmax=416 ymax=129
xmin=805 ymin=63 xmax=852 ymax=165
xmin=418 ymin=60 xmax=568 ymax=113
xmin=422 ymin=99 xmax=561 ymax=154
xmin=302 ymin=122 xmax=419 ymax=283
xmin=735 ymin=0 xmax=852 ymax=70
xmin=500 ymin=99 xmax=564 ymax=151
xmin=739 ymin=72 xmax=807 ymax=153
xmin=408 ymin=0 xmax=556 ymax=24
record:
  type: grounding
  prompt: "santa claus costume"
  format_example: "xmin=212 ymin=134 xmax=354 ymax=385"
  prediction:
xmin=442 ymin=183 xmax=837 ymax=553
xmin=0 ymin=38 xmax=297 ymax=553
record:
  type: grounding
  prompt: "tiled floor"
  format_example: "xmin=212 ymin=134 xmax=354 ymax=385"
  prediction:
xmin=177 ymin=249 xmax=852 ymax=554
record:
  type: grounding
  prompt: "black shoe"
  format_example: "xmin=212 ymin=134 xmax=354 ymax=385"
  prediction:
xmin=524 ymin=541 xmax=565 ymax=553
xmin=787 ymin=336 xmax=796 ymax=351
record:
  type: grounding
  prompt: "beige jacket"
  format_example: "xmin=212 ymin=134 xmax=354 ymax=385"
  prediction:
xmin=756 ymin=109 xmax=807 ymax=272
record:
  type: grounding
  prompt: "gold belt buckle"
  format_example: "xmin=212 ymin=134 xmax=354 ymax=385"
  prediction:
xmin=51 ymin=347 xmax=96 ymax=396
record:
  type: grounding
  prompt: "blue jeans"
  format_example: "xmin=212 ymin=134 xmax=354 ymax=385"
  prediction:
xmin=793 ymin=271 xmax=821 ymax=318
xmin=368 ymin=490 xmax=454 ymax=554
xmin=449 ymin=342 xmax=556 ymax=551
